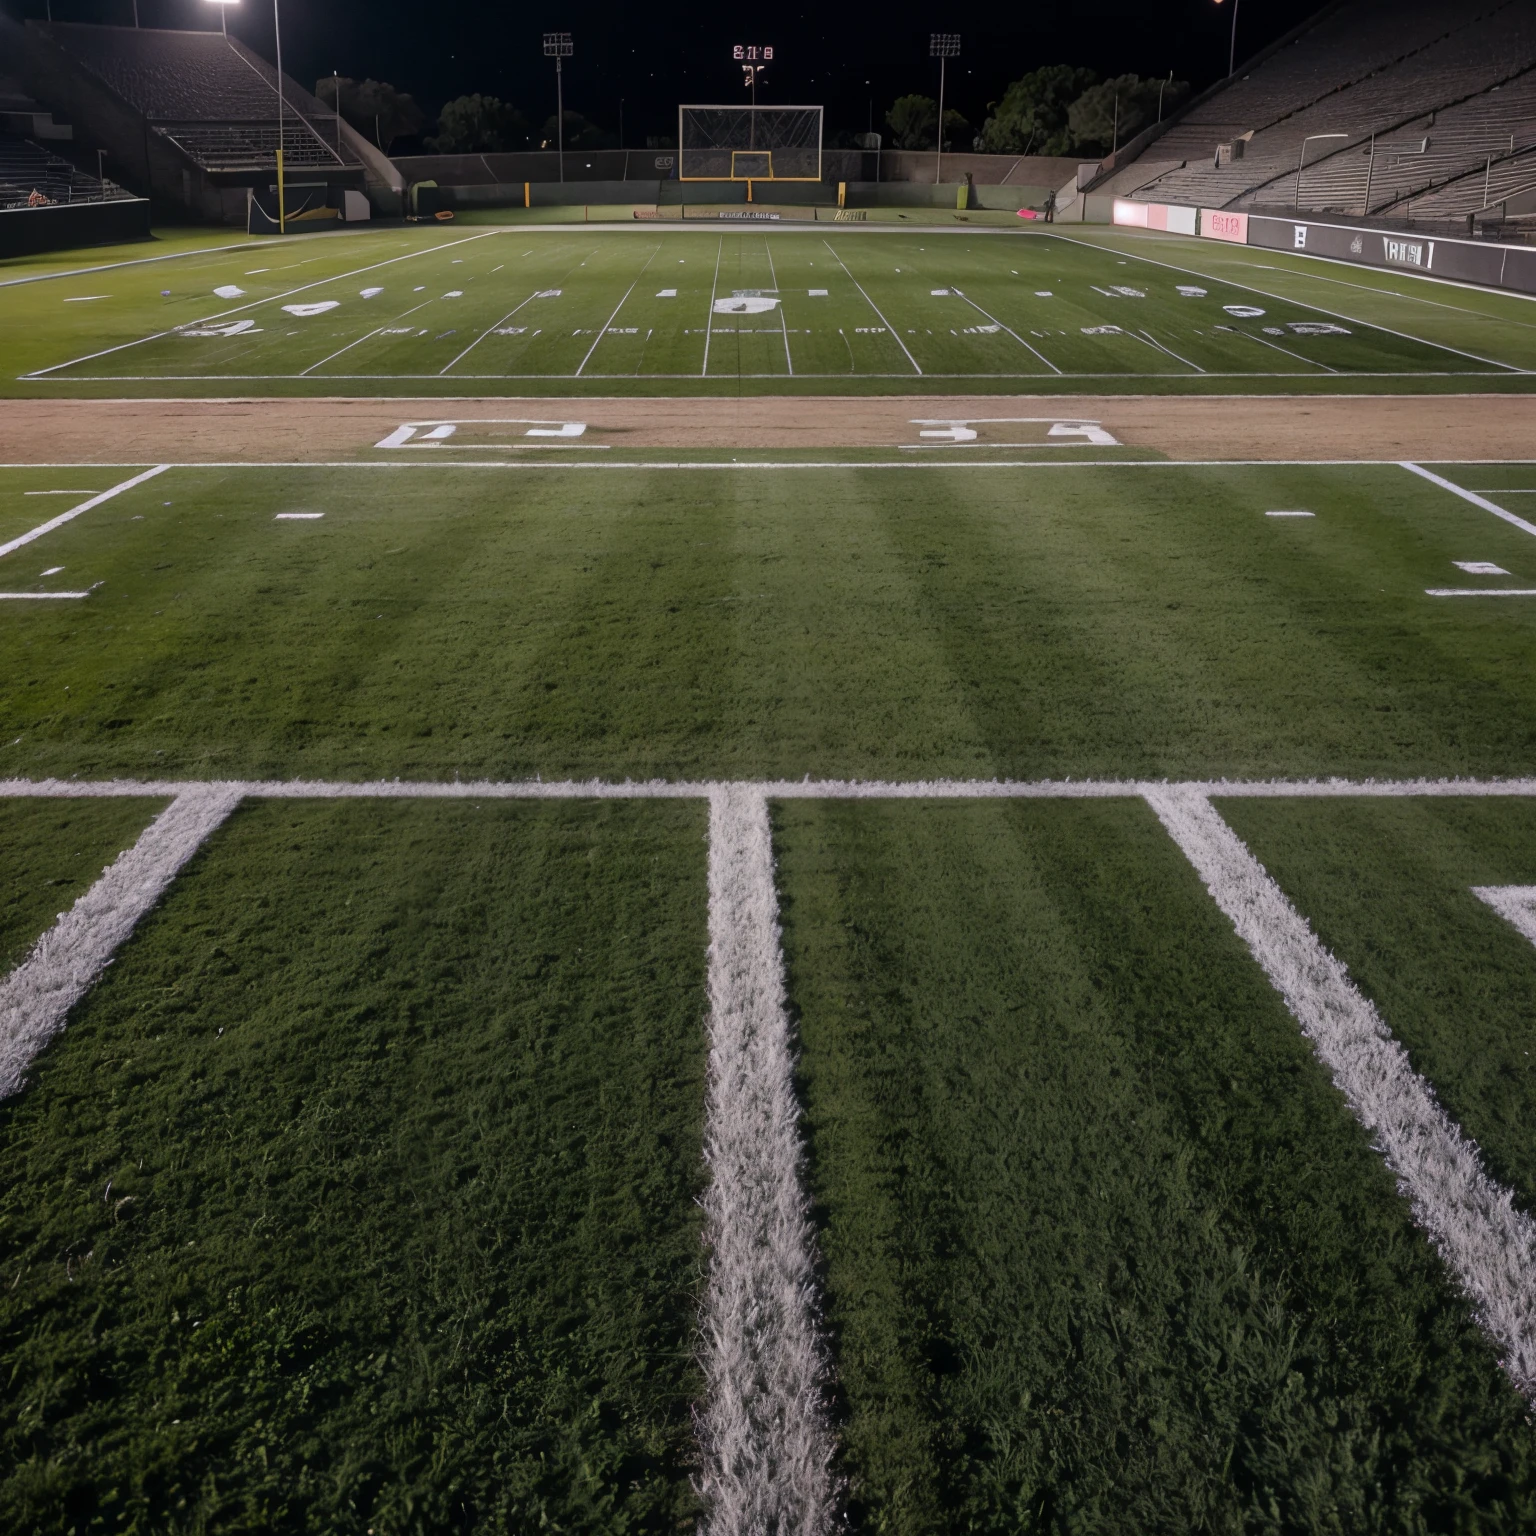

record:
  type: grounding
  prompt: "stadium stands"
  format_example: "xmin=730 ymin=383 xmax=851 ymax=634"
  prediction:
xmin=0 ymin=130 xmax=127 ymax=209
xmin=9 ymin=20 xmax=400 ymax=222
xmin=1126 ymin=0 xmax=1536 ymax=224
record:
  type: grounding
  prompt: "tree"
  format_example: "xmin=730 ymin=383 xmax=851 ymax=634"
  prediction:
xmin=1068 ymin=74 xmax=1188 ymax=155
xmin=977 ymin=65 xmax=1096 ymax=156
xmin=885 ymin=95 xmax=934 ymax=150
xmin=315 ymin=77 xmax=423 ymax=152
xmin=427 ymin=95 xmax=530 ymax=154
xmin=540 ymin=110 xmax=611 ymax=151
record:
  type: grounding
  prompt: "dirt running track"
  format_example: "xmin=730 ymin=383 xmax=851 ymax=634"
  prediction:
xmin=1 ymin=394 xmax=1533 ymax=462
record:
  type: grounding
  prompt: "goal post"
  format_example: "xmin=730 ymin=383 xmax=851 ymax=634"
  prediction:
xmin=678 ymin=105 xmax=823 ymax=181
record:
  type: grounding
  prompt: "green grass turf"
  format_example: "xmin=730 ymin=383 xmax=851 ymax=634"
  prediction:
xmin=774 ymin=797 xmax=1536 ymax=1531
xmin=0 ymin=798 xmax=165 ymax=972
xmin=1217 ymin=798 xmax=1536 ymax=1217
xmin=4 ymin=460 xmax=1536 ymax=783
xmin=0 ymin=468 xmax=129 ymax=546
xmin=6 ymin=224 xmax=1536 ymax=397
xmin=0 ymin=797 xmax=708 ymax=1534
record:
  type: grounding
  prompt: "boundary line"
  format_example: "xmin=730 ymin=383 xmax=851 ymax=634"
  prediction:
xmin=22 ymin=231 xmax=504 ymax=379
xmin=1401 ymin=461 xmax=1536 ymax=538
xmin=698 ymin=786 xmax=835 ymax=1534
xmin=20 ymin=370 xmax=1511 ymax=383
xmin=0 ymin=464 xmax=168 ymax=560
xmin=1042 ymin=230 xmax=1530 ymax=375
xmin=1148 ymin=788 xmax=1536 ymax=1396
xmin=0 ymin=786 xmax=241 ymax=1099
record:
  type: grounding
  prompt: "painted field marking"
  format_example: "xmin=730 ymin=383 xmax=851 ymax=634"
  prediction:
xmin=576 ymin=246 xmax=661 ymax=377
xmin=821 ymin=241 xmax=922 ymax=375
xmin=275 ymin=512 xmax=324 ymax=520
xmin=947 ymin=286 xmax=1062 ymax=373
xmin=763 ymin=236 xmax=794 ymax=377
xmin=1228 ymin=326 xmax=1338 ymax=372
xmin=1455 ymin=562 xmax=1510 ymax=574
xmin=1402 ymin=463 xmax=1536 ymax=538
xmin=702 ymin=236 xmax=724 ymax=378
xmin=0 ymin=786 xmax=241 ymax=1099
xmin=1147 ymin=787 xmax=1536 ymax=1398
xmin=699 ymin=786 xmax=835 ymax=1536
xmin=1044 ymin=231 xmax=1528 ymax=374
xmin=1267 ymin=509 xmax=1315 ymax=517
xmin=1473 ymin=886 xmax=1536 ymax=947
xmin=22 ymin=231 xmax=503 ymax=379
xmin=904 ymin=417 xmax=1119 ymax=449
xmin=373 ymin=420 xmax=599 ymax=451
xmin=1426 ymin=588 xmax=1536 ymax=597
xmin=0 ymin=591 xmax=93 ymax=600
xmin=23 ymin=490 xmax=99 ymax=495
xmin=5 ymin=770 xmax=1536 ymax=1423
xmin=0 ymin=465 xmax=168 ymax=561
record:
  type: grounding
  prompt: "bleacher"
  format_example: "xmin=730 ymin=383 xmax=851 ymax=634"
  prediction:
xmin=32 ymin=23 xmax=357 ymax=174
xmin=0 ymin=130 xmax=124 ymax=210
xmin=1128 ymin=0 xmax=1536 ymax=222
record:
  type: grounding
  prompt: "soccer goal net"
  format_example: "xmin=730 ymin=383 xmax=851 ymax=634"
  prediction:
xmin=678 ymin=105 xmax=823 ymax=181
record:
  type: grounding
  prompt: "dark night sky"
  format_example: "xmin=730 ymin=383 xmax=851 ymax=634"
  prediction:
xmin=5 ymin=0 xmax=1326 ymax=141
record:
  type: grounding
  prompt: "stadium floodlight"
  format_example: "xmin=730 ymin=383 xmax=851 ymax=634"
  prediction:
xmin=543 ymin=32 xmax=574 ymax=183
xmin=202 ymin=0 xmax=236 ymax=37
xmin=929 ymin=33 xmax=960 ymax=184
xmin=1214 ymin=0 xmax=1239 ymax=78
xmin=1296 ymin=132 xmax=1347 ymax=206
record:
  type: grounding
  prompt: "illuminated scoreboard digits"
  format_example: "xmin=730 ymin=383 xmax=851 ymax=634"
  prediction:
xmin=732 ymin=44 xmax=774 ymax=61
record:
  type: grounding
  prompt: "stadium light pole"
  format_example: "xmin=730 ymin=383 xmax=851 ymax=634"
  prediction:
xmin=1295 ymin=131 xmax=1346 ymax=206
xmin=930 ymin=33 xmax=959 ymax=185
xmin=1214 ymin=0 xmax=1239 ymax=77
xmin=544 ymin=32 xmax=573 ymax=184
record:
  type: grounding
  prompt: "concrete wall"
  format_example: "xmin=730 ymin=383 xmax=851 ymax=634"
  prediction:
xmin=0 ymin=195 xmax=150 ymax=256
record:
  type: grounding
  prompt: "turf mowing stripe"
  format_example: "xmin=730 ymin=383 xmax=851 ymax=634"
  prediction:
xmin=0 ymin=463 xmax=167 ymax=560
xmin=1146 ymin=786 xmax=1536 ymax=1397
xmin=698 ymin=785 xmax=836 ymax=1535
xmin=1401 ymin=461 xmax=1536 ymax=537
xmin=820 ymin=241 xmax=923 ymax=375
xmin=0 ymin=785 xmax=240 ymax=1099
xmin=1472 ymin=885 xmax=1536 ymax=946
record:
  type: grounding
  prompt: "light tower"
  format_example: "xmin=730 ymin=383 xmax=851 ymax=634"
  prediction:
xmin=929 ymin=33 xmax=959 ymax=185
xmin=543 ymin=32 xmax=573 ymax=183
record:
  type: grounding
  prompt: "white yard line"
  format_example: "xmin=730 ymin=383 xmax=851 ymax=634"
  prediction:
xmin=1401 ymin=462 xmax=1536 ymax=538
xmin=949 ymin=286 xmax=1062 ymax=373
xmin=576 ymin=246 xmax=661 ymax=377
xmin=703 ymin=236 xmax=724 ymax=378
xmin=1128 ymin=327 xmax=1207 ymax=373
xmin=698 ymin=785 xmax=836 ymax=1536
xmin=0 ymin=785 xmax=242 ymax=1099
xmin=821 ymin=241 xmax=923 ymax=375
xmin=1147 ymin=787 xmax=1536 ymax=1397
xmin=439 ymin=292 xmax=539 ymax=374
xmin=1225 ymin=326 xmax=1338 ymax=372
xmin=763 ymin=236 xmax=794 ymax=376
xmin=1473 ymin=886 xmax=1536 ymax=947
xmin=0 ymin=465 xmax=168 ymax=560
xmin=1043 ymin=230 xmax=1529 ymax=375
xmin=1427 ymin=588 xmax=1536 ymax=597
xmin=22 ymin=231 xmax=502 ymax=379
xmin=0 ymin=591 xmax=93 ymax=600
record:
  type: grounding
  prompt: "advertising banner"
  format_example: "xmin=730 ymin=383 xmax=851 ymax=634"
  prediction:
xmin=1201 ymin=209 xmax=1248 ymax=243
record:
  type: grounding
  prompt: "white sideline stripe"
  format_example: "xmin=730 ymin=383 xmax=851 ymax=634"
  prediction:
xmin=1401 ymin=462 xmax=1536 ymax=539
xmin=0 ymin=591 xmax=92 ymax=600
xmin=1427 ymin=588 xmax=1536 ymax=597
xmin=0 ymin=786 xmax=241 ymax=1100
xmin=0 ymin=465 xmax=168 ymax=560
xmin=1146 ymin=788 xmax=1536 ymax=1397
xmin=699 ymin=786 xmax=836 ymax=1535
xmin=7 ymin=775 xmax=1536 ymax=801
xmin=1473 ymin=885 xmax=1536 ymax=947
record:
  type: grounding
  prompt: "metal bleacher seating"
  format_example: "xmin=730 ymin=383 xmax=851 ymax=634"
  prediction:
xmin=1129 ymin=0 xmax=1536 ymax=221
xmin=35 ymin=23 xmax=357 ymax=173
xmin=0 ymin=129 xmax=125 ymax=210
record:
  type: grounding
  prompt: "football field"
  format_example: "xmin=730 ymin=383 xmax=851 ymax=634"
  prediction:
xmin=7 ymin=222 xmax=1536 ymax=392
xmin=6 ymin=220 xmax=1536 ymax=1532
